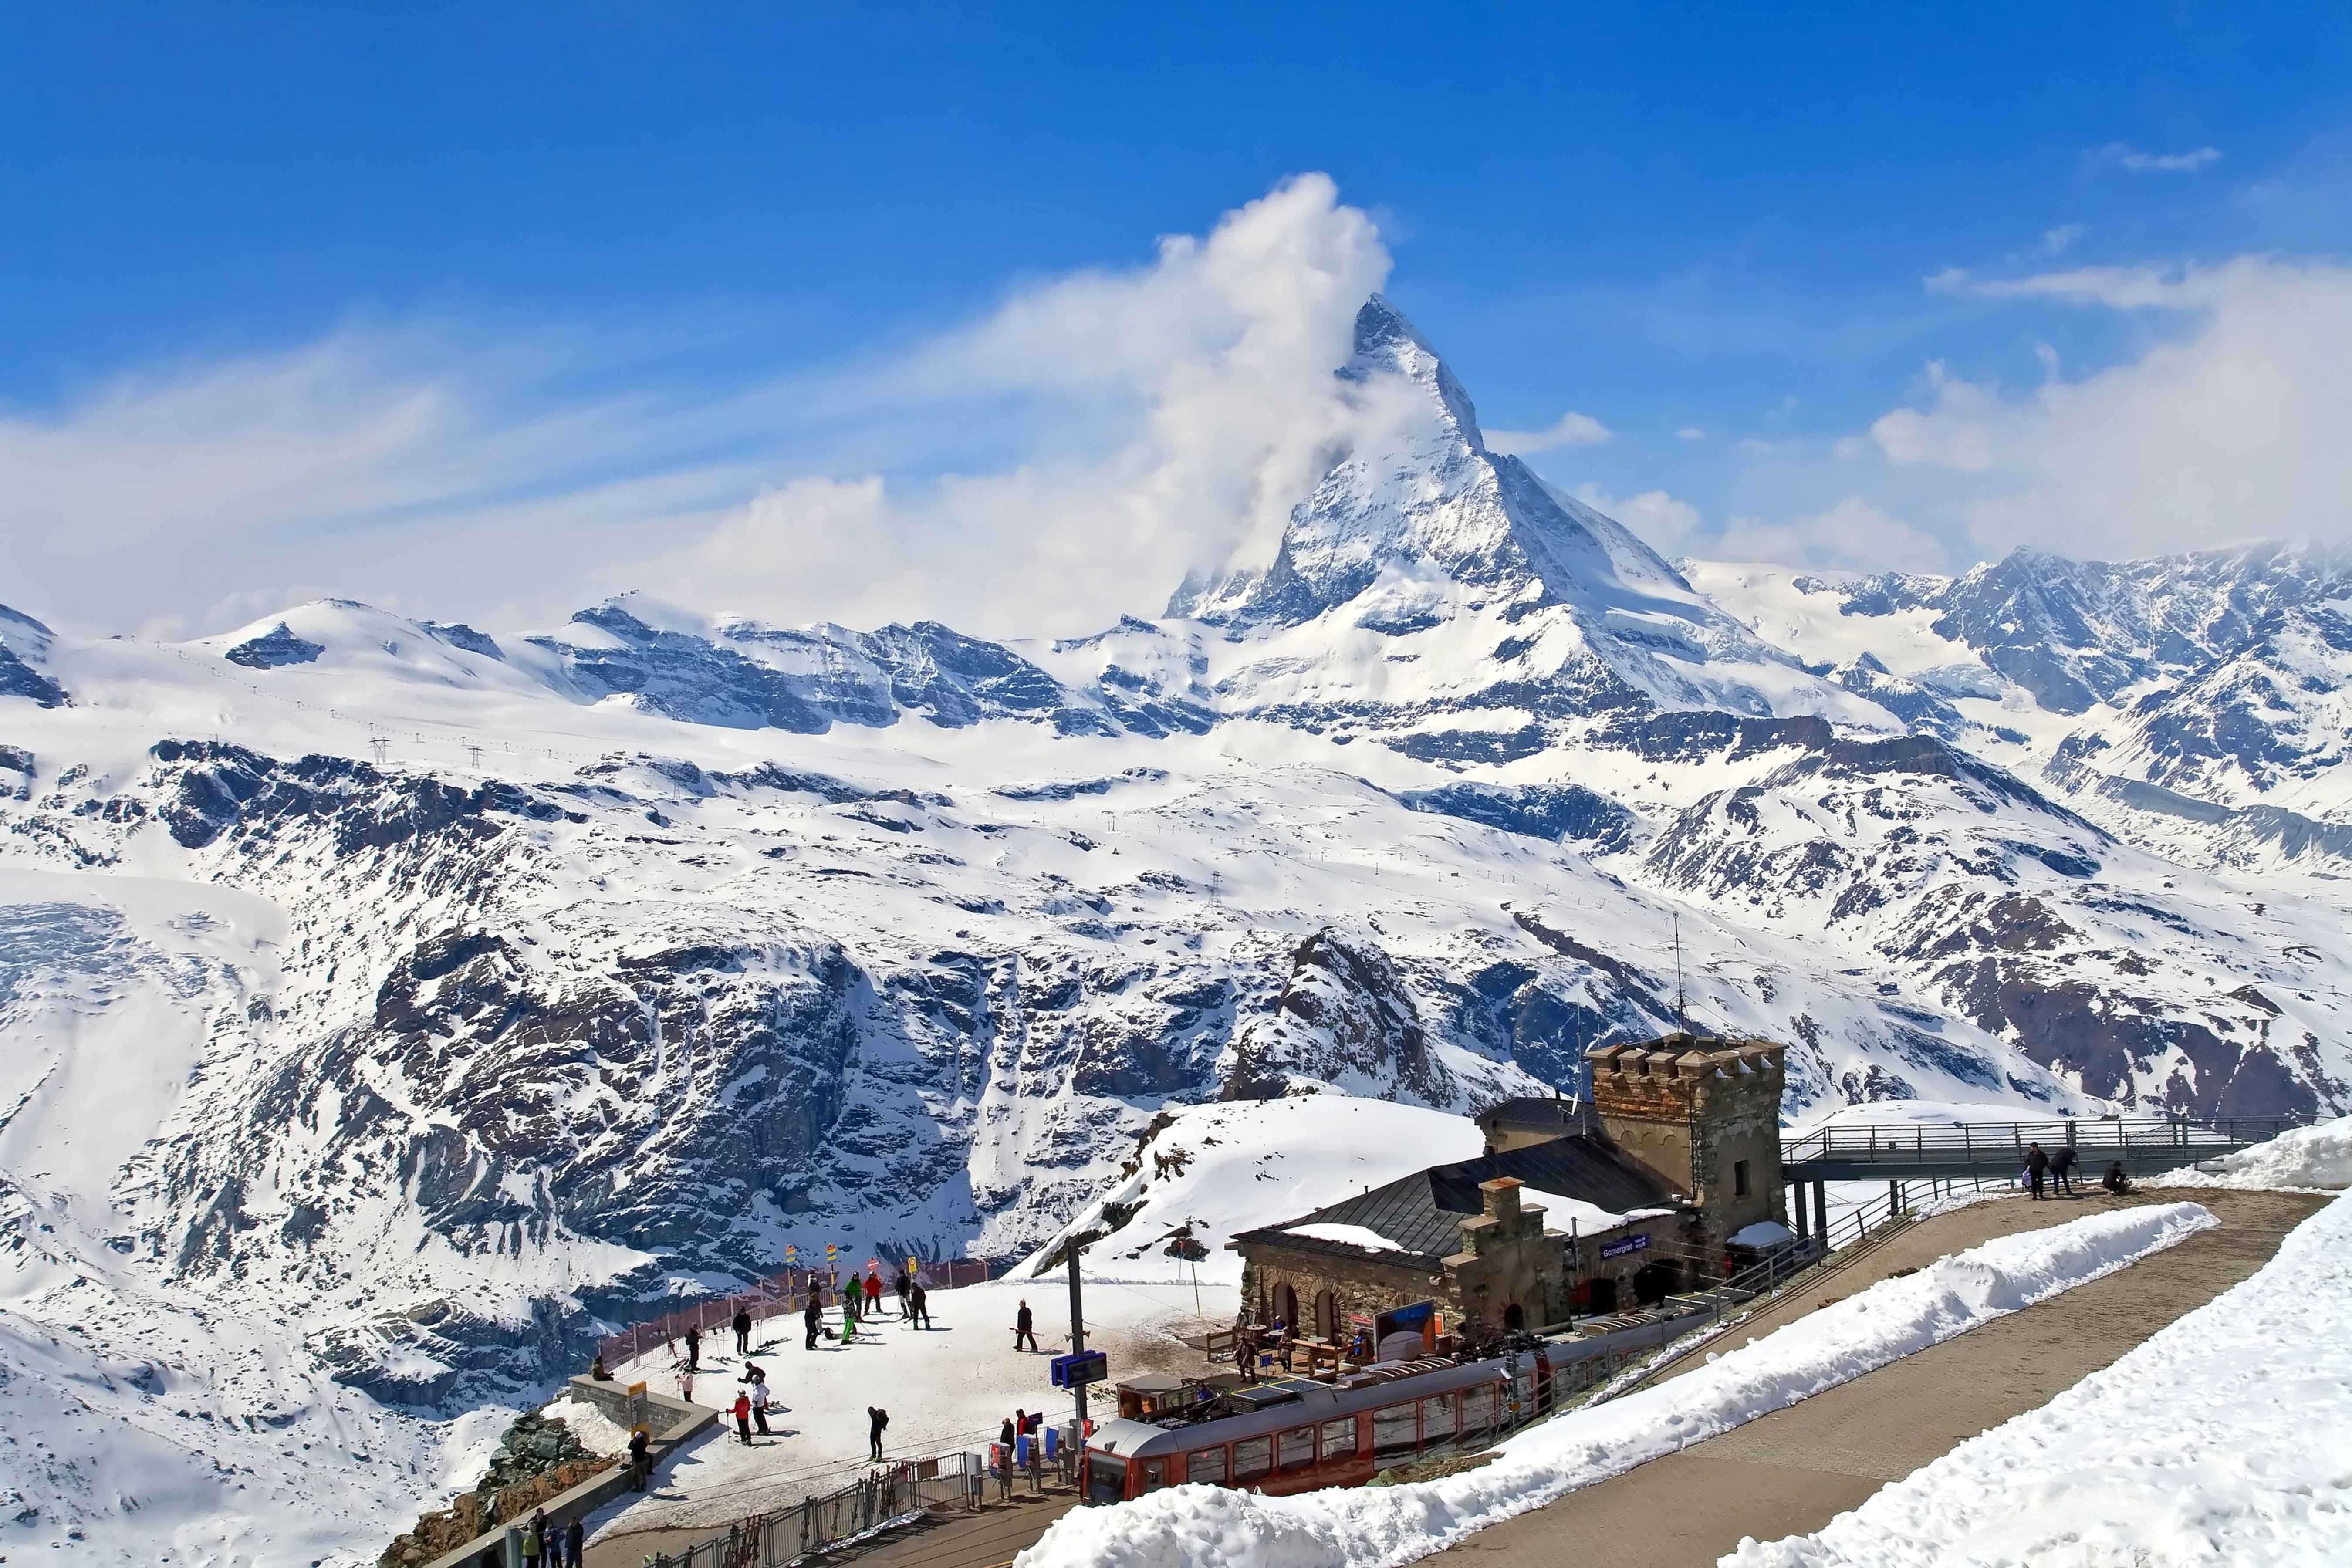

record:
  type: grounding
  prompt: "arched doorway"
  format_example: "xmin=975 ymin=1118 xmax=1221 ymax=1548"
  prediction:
xmin=1632 ymin=1260 xmax=1680 ymax=1306
xmin=1503 ymin=1303 xmax=1525 ymax=1331
xmin=1315 ymin=1289 xmax=1338 ymax=1341
xmin=1588 ymin=1277 xmax=1619 ymax=1315
xmin=1274 ymin=1283 xmax=1298 ymax=1333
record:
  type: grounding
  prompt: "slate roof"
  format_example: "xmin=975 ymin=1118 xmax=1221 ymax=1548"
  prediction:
xmin=1235 ymin=1132 xmax=1684 ymax=1266
xmin=1475 ymin=1096 xmax=1590 ymax=1132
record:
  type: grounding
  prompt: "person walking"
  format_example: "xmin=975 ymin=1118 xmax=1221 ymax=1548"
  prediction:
xmin=519 ymin=1511 xmax=542 ymax=1567
xmin=909 ymin=1278 xmax=931 ymax=1330
xmin=563 ymin=1517 xmax=584 ymax=1568
xmin=749 ymin=1373 xmax=772 ymax=1436
xmin=684 ymin=1325 xmax=701 ymax=1372
xmin=999 ymin=1414 xmax=1017 ymax=1449
xmin=732 ymin=1307 xmax=754 ymax=1355
xmin=864 ymin=1269 xmax=883 ymax=1318
xmin=2025 ymin=1141 xmax=2050 ymax=1200
xmin=2051 ymin=1143 xmax=2078 ymax=1196
xmin=732 ymin=1389 xmax=754 ymax=1445
xmin=628 ymin=1426 xmax=653 ymax=1489
xmin=1014 ymin=1299 xmax=1039 ymax=1352
xmin=867 ymin=1405 xmax=890 ymax=1461
xmin=804 ymin=1291 xmax=824 ymax=1351
xmin=676 ymin=1365 xmax=694 ymax=1404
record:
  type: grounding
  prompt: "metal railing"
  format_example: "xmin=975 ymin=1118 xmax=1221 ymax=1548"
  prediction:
xmin=597 ymin=1260 xmax=999 ymax=1369
xmin=642 ymin=1450 xmax=1005 ymax=1568
xmin=1782 ymin=1115 xmax=2302 ymax=1171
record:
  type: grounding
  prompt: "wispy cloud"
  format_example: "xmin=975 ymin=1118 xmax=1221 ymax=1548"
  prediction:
xmin=2093 ymin=142 xmax=2223 ymax=173
xmin=1484 ymin=409 xmax=1612 ymax=453
xmin=1869 ymin=255 xmax=2352 ymax=559
xmin=0 ymin=175 xmax=1394 ymax=640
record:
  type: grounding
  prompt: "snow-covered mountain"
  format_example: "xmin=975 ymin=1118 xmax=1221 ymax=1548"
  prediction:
xmin=4 ymin=296 xmax=2350 ymax=1559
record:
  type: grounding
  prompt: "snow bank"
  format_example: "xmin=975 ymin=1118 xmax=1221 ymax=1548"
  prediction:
xmin=1014 ymin=1203 xmax=2215 ymax=1568
xmin=540 ymin=1393 xmax=634 ymax=1456
xmin=1725 ymin=1190 xmax=2352 ymax=1567
xmin=2152 ymin=1113 xmax=2352 ymax=1193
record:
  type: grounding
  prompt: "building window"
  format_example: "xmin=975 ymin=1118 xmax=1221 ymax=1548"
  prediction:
xmin=1734 ymin=1159 xmax=1752 ymax=1198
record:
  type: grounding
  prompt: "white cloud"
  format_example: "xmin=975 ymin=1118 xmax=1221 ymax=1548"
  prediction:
xmin=1484 ymin=409 xmax=1612 ymax=453
xmin=1675 ymin=426 xmax=1706 ymax=441
xmin=2094 ymin=142 xmax=2223 ymax=173
xmin=0 ymin=175 xmax=1393 ymax=639
xmin=1576 ymin=483 xmax=1943 ymax=574
xmin=1572 ymin=484 xmax=1706 ymax=556
xmin=2041 ymin=223 xmax=2086 ymax=255
xmin=1869 ymin=255 xmax=2352 ymax=560
xmin=1717 ymin=497 xmax=1948 ymax=573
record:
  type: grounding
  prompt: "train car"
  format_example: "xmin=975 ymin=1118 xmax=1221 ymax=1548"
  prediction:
xmin=1081 ymin=1352 xmax=1546 ymax=1505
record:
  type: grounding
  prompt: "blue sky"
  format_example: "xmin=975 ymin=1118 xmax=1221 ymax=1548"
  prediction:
xmin=6 ymin=3 xmax=2351 ymax=635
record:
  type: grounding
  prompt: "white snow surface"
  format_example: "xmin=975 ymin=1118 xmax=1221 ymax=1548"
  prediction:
xmin=1013 ymin=1098 xmax=1488 ymax=1286
xmin=1725 ymin=1190 xmax=2352 ymax=1568
xmin=588 ymin=1278 xmax=1235 ymax=1540
xmin=1014 ymin=1202 xmax=2217 ymax=1568
xmin=1283 ymin=1223 xmax=1408 ymax=1254
xmin=2152 ymin=1114 xmax=2352 ymax=1193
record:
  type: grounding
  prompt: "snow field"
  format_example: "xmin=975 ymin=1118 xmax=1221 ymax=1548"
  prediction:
xmin=1723 ymin=1189 xmax=2352 ymax=1567
xmin=589 ymin=1277 xmax=1236 ymax=1537
xmin=1013 ymin=1202 xmax=2217 ymax=1568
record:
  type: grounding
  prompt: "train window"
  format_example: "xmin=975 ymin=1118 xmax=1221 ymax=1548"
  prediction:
xmin=1458 ymin=1385 xmax=1491 ymax=1443
xmin=1320 ymin=1417 xmax=1357 ymax=1458
xmin=1278 ymin=1426 xmax=1315 ymax=1470
xmin=1187 ymin=1446 xmax=1228 ymax=1486
xmin=1233 ymin=1436 xmax=1272 ymax=1482
xmin=1420 ymin=1393 xmax=1456 ymax=1445
xmin=1086 ymin=1454 xmax=1129 ymax=1504
xmin=1373 ymin=1402 xmax=1418 ymax=1459
xmin=1141 ymin=1458 xmax=1169 ymax=1492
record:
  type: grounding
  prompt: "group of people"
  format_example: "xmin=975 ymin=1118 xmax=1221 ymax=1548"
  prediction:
xmin=494 ymin=1507 xmax=582 ymax=1568
xmin=2023 ymin=1141 xmax=2137 ymax=1200
xmin=726 ymin=1359 xmax=777 ymax=1443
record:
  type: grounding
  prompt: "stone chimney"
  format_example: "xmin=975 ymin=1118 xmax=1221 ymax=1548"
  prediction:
xmin=1480 ymin=1176 xmax=1524 ymax=1224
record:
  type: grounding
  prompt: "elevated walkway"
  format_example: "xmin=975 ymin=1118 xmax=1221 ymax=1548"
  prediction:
xmin=1781 ymin=1115 xmax=2294 ymax=1183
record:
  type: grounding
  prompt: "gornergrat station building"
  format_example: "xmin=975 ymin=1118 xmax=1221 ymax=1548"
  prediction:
xmin=1231 ymin=1034 xmax=1789 ymax=1340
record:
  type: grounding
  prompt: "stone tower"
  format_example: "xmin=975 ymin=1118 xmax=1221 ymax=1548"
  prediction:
xmin=1584 ymin=1034 xmax=1787 ymax=1253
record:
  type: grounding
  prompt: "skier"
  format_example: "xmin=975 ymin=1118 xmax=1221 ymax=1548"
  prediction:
xmin=804 ymin=1291 xmax=823 ymax=1351
xmin=895 ymin=1268 xmax=912 ymax=1318
xmin=1014 ymin=1299 xmax=1039 ymax=1353
xmin=864 ymin=1269 xmax=883 ymax=1318
xmin=675 ymin=1365 xmax=693 ymax=1404
xmin=684 ymin=1325 xmax=701 ymax=1372
xmin=868 ymin=1404 xmax=890 ymax=1461
xmin=732 ymin=1389 xmax=753 ymax=1445
xmin=749 ymin=1372 xmax=772 ymax=1436
xmin=909 ymin=1277 xmax=932 ymax=1330
xmin=2024 ymin=1141 xmax=2050 ymax=1200
xmin=733 ymin=1306 xmax=754 ymax=1355
xmin=843 ymin=1284 xmax=859 ymax=1339
xmin=2051 ymin=1143 xmax=2078 ymax=1196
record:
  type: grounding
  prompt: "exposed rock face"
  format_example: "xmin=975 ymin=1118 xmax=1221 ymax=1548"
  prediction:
xmin=1223 ymin=927 xmax=1460 ymax=1105
xmin=225 ymin=622 xmax=326 ymax=669
xmin=0 ymin=602 xmax=70 ymax=707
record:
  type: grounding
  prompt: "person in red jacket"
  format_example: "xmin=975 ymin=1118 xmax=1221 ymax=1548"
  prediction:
xmin=731 ymin=1389 xmax=753 ymax=1445
xmin=864 ymin=1270 xmax=883 ymax=1316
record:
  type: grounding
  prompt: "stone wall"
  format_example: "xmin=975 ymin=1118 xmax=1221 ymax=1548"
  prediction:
xmin=1239 ymin=1243 xmax=1450 ymax=1340
xmin=1588 ymin=1036 xmax=1788 ymax=1263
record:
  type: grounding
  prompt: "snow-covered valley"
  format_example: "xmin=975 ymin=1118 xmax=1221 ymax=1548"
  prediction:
xmin=4 ymin=297 xmax=2350 ymax=1561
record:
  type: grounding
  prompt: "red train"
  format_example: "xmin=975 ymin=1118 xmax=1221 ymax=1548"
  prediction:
xmin=1082 ymin=1350 xmax=1554 ymax=1504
